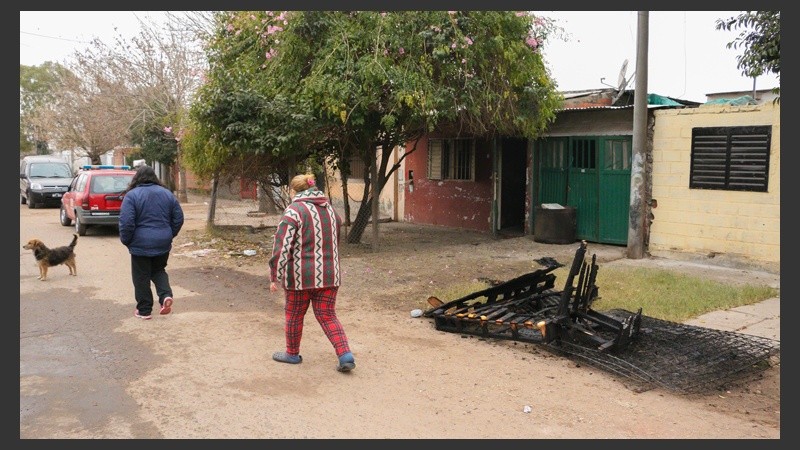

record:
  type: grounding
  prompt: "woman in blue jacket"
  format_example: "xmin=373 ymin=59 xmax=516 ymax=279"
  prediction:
xmin=119 ymin=165 xmax=184 ymax=320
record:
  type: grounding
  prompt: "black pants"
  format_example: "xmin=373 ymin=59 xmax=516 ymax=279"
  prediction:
xmin=131 ymin=252 xmax=173 ymax=316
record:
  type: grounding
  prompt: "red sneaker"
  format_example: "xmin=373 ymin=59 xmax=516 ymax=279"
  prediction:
xmin=160 ymin=297 xmax=173 ymax=315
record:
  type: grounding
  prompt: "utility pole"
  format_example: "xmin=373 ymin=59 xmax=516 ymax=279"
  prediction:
xmin=627 ymin=11 xmax=649 ymax=259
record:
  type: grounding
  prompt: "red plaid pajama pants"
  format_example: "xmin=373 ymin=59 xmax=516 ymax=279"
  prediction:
xmin=282 ymin=287 xmax=351 ymax=357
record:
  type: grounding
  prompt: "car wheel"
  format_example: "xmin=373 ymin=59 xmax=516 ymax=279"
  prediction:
xmin=75 ymin=214 xmax=87 ymax=236
xmin=20 ymin=192 xmax=26 ymax=205
xmin=27 ymin=191 xmax=36 ymax=209
xmin=60 ymin=206 xmax=73 ymax=226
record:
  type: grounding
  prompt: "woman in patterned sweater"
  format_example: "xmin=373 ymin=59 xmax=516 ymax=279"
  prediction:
xmin=268 ymin=174 xmax=355 ymax=372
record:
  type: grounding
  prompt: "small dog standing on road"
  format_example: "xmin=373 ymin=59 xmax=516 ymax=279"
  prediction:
xmin=23 ymin=234 xmax=78 ymax=281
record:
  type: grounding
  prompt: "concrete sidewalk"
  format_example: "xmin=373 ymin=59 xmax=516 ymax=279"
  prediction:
xmin=684 ymin=297 xmax=780 ymax=342
xmin=607 ymin=257 xmax=781 ymax=343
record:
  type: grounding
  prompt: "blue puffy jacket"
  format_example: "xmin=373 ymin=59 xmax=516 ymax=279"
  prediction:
xmin=119 ymin=183 xmax=184 ymax=257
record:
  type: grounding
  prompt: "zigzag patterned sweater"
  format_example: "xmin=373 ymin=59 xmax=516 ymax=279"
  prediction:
xmin=268 ymin=189 xmax=342 ymax=290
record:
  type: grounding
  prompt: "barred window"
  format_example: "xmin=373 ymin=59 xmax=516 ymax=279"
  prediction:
xmin=427 ymin=138 xmax=475 ymax=180
xmin=690 ymin=126 xmax=771 ymax=192
xmin=342 ymin=155 xmax=367 ymax=182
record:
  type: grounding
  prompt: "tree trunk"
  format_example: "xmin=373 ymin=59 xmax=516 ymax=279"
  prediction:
xmin=346 ymin=198 xmax=372 ymax=244
xmin=208 ymin=175 xmax=219 ymax=226
xmin=371 ymin=149 xmax=380 ymax=251
xmin=175 ymin=145 xmax=188 ymax=203
xmin=342 ymin=175 xmax=351 ymax=227
xmin=257 ymin=182 xmax=278 ymax=214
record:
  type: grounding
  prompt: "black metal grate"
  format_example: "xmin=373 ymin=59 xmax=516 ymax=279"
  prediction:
xmin=542 ymin=309 xmax=780 ymax=394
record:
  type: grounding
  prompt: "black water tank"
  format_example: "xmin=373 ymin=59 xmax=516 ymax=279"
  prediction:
xmin=533 ymin=205 xmax=577 ymax=244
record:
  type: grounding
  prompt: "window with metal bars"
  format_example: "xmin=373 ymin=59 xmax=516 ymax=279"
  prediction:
xmin=570 ymin=139 xmax=596 ymax=169
xmin=427 ymin=138 xmax=475 ymax=180
xmin=689 ymin=126 xmax=771 ymax=192
xmin=344 ymin=155 xmax=368 ymax=183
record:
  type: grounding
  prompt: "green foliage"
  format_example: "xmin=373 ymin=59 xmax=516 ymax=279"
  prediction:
xmin=19 ymin=62 xmax=69 ymax=153
xmin=127 ymin=102 xmax=179 ymax=166
xmin=716 ymin=11 xmax=780 ymax=81
xmin=191 ymin=11 xmax=564 ymax=240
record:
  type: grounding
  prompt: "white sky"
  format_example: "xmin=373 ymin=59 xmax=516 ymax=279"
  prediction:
xmin=20 ymin=10 xmax=780 ymax=103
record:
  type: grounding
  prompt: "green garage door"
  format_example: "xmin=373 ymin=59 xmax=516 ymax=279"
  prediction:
xmin=535 ymin=136 xmax=631 ymax=245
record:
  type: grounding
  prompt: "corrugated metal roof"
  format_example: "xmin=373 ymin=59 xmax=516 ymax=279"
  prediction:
xmin=557 ymin=104 xmax=678 ymax=112
xmin=561 ymin=90 xmax=607 ymax=99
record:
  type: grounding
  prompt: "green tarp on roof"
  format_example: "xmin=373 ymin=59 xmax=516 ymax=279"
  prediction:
xmin=647 ymin=93 xmax=683 ymax=106
xmin=703 ymin=95 xmax=757 ymax=105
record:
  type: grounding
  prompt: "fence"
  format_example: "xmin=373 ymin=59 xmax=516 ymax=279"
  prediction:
xmin=195 ymin=172 xmax=395 ymax=230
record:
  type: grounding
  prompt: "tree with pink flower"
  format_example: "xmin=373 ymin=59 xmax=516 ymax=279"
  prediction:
xmin=191 ymin=11 xmax=563 ymax=244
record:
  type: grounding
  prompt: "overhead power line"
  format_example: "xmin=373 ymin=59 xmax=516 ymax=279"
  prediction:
xmin=20 ymin=30 xmax=91 ymax=44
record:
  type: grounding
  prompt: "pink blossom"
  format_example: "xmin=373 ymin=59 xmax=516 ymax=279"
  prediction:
xmin=164 ymin=126 xmax=172 ymax=133
xmin=381 ymin=12 xmax=387 ymax=17
xmin=526 ymin=37 xmax=539 ymax=49
xmin=515 ymin=11 xmax=526 ymax=17
xmin=451 ymin=43 xmax=457 ymax=49
xmin=399 ymin=47 xmax=405 ymax=55
xmin=464 ymin=37 xmax=473 ymax=45
xmin=461 ymin=58 xmax=466 ymax=64
xmin=226 ymin=23 xmax=234 ymax=32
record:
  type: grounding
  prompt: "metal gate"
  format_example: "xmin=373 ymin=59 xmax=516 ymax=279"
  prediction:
xmin=534 ymin=136 xmax=631 ymax=244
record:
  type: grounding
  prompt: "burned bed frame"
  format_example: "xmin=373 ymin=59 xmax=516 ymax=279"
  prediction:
xmin=423 ymin=240 xmax=642 ymax=353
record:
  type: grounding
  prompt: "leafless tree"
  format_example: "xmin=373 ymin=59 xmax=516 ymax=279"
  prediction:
xmin=44 ymin=12 xmax=211 ymax=189
xmin=45 ymin=57 xmax=135 ymax=164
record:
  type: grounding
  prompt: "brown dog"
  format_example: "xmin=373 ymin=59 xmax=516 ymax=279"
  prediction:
xmin=23 ymin=234 xmax=78 ymax=281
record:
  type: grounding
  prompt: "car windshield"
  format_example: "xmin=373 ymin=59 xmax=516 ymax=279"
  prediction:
xmin=29 ymin=163 xmax=72 ymax=178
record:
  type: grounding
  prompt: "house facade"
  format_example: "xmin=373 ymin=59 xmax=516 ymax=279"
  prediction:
xmin=325 ymin=145 xmax=402 ymax=224
xmin=396 ymin=89 xmax=779 ymax=271
xmin=647 ymin=101 xmax=780 ymax=271
xmin=398 ymin=89 xmax=688 ymax=245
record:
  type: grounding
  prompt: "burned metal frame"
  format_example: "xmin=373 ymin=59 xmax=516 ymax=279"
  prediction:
xmin=423 ymin=241 xmax=642 ymax=353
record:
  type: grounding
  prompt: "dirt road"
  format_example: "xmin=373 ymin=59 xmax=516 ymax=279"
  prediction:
xmin=20 ymin=199 xmax=780 ymax=439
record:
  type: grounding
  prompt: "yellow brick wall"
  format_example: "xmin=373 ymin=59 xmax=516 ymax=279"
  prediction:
xmin=649 ymin=103 xmax=780 ymax=269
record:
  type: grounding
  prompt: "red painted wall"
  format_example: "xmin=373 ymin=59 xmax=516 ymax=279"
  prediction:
xmin=403 ymin=134 xmax=494 ymax=232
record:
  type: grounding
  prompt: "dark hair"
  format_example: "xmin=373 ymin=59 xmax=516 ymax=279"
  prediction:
xmin=125 ymin=165 xmax=165 ymax=192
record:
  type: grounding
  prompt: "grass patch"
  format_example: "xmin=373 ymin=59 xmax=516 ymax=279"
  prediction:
xmin=431 ymin=281 xmax=492 ymax=305
xmin=592 ymin=266 xmax=777 ymax=322
xmin=432 ymin=266 xmax=777 ymax=323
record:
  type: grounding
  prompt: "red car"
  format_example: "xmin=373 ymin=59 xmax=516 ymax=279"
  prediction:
xmin=59 ymin=165 xmax=137 ymax=236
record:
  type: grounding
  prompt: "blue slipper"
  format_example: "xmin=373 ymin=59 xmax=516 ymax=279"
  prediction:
xmin=272 ymin=351 xmax=302 ymax=364
xmin=336 ymin=352 xmax=355 ymax=372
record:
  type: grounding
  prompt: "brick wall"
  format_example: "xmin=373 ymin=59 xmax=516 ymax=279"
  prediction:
xmin=649 ymin=102 xmax=780 ymax=268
